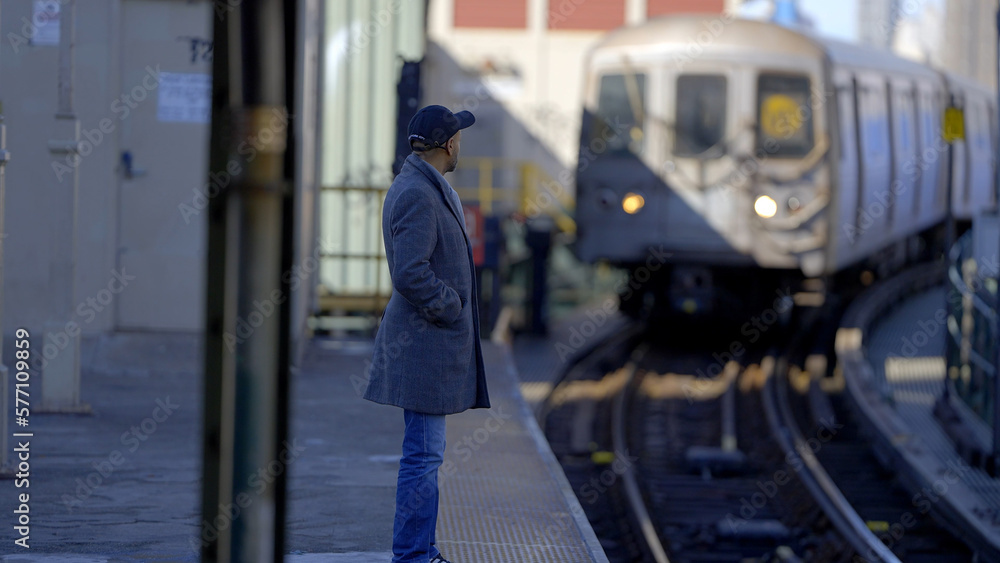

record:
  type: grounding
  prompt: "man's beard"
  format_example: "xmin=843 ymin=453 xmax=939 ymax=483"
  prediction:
xmin=446 ymin=154 xmax=458 ymax=173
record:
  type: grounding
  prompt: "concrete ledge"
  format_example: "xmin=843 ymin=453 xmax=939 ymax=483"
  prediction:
xmin=434 ymin=342 xmax=610 ymax=562
xmin=838 ymin=263 xmax=1000 ymax=560
xmin=499 ymin=341 xmax=611 ymax=563
xmin=287 ymin=553 xmax=391 ymax=562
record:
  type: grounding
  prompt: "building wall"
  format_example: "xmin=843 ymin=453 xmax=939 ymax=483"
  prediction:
xmin=548 ymin=0 xmax=626 ymax=30
xmin=2 ymin=0 xmax=122 ymax=338
xmin=648 ymin=0 xmax=725 ymax=17
xmin=944 ymin=0 xmax=998 ymax=88
xmin=892 ymin=1 xmax=944 ymax=66
xmin=0 ymin=0 xmax=322 ymax=354
xmin=455 ymin=0 xmax=528 ymax=27
xmin=424 ymin=0 xmax=730 ymax=187
xmin=858 ymin=0 xmax=899 ymax=49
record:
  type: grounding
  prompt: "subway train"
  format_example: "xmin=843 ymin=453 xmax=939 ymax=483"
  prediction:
xmin=574 ymin=15 xmax=997 ymax=318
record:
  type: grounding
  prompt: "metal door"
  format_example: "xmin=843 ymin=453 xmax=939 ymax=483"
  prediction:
xmin=116 ymin=0 xmax=212 ymax=330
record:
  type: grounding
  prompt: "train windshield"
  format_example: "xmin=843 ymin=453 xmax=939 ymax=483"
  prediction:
xmin=674 ymin=74 xmax=728 ymax=157
xmin=757 ymin=74 xmax=815 ymax=157
xmin=595 ymin=72 xmax=646 ymax=155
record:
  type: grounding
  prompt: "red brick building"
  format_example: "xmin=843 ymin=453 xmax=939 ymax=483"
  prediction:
xmin=453 ymin=0 xmax=725 ymax=30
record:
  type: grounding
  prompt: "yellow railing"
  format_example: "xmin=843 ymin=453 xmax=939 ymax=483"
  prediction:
xmin=452 ymin=157 xmax=576 ymax=234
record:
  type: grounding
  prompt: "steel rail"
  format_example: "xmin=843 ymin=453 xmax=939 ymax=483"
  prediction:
xmin=762 ymin=355 xmax=902 ymax=563
xmin=610 ymin=344 xmax=672 ymax=563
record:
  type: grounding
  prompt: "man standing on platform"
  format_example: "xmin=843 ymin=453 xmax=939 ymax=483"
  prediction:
xmin=364 ymin=105 xmax=491 ymax=563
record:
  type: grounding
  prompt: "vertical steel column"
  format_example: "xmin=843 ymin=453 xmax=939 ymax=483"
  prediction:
xmin=942 ymin=93 xmax=958 ymax=404
xmin=0 ymin=108 xmax=10 ymax=473
xmin=276 ymin=0 xmax=301 ymax=550
xmin=0 ymin=0 xmax=8 ymax=475
xmin=41 ymin=0 xmax=85 ymax=413
xmin=201 ymin=0 xmax=295 ymax=561
xmin=992 ymin=0 xmax=1000 ymax=475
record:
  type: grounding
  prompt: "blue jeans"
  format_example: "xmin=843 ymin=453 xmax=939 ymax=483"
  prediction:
xmin=392 ymin=409 xmax=446 ymax=563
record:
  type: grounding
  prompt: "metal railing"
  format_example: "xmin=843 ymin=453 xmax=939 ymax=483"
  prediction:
xmin=452 ymin=157 xmax=576 ymax=234
xmin=316 ymin=157 xmax=576 ymax=321
xmin=316 ymin=186 xmax=390 ymax=325
xmin=945 ymin=230 xmax=999 ymax=444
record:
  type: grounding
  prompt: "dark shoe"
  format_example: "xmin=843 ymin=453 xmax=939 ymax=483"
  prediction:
xmin=430 ymin=555 xmax=451 ymax=563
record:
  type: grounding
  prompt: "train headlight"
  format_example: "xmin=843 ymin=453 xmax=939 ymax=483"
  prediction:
xmin=622 ymin=192 xmax=645 ymax=214
xmin=754 ymin=195 xmax=777 ymax=219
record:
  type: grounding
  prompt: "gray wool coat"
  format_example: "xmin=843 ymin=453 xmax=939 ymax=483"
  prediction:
xmin=363 ymin=153 xmax=490 ymax=415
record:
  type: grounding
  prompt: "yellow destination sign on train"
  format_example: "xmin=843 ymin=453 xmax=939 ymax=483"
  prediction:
xmin=761 ymin=94 xmax=804 ymax=139
xmin=943 ymin=106 xmax=965 ymax=143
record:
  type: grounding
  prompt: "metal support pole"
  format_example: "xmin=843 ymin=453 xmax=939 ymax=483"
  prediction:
xmin=200 ymin=0 xmax=295 ymax=561
xmin=41 ymin=0 xmax=87 ymax=414
xmin=526 ymin=216 xmax=552 ymax=335
xmin=993 ymin=279 xmax=1000 ymax=473
xmin=0 ymin=0 xmax=10 ymax=478
xmin=992 ymin=0 xmax=1000 ymax=476
xmin=946 ymin=95 xmax=958 ymax=261
xmin=0 ymin=109 xmax=11 ymax=475
xmin=943 ymin=94 xmax=958 ymax=404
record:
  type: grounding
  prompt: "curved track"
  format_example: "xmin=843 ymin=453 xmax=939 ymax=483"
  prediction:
xmin=620 ymin=345 xmax=845 ymax=562
xmin=542 ymin=310 xmax=973 ymax=562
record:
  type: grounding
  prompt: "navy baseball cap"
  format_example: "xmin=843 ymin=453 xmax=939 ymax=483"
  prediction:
xmin=407 ymin=105 xmax=476 ymax=151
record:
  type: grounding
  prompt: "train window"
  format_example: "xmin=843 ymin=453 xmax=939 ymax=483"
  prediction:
xmin=757 ymin=74 xmax=815 ymax=157
xmin=989 ymin=103 xmax=999 ymax=205
xmin=835 ymin=86 xmax=854 ymax=163
xmin=972 ymin=101 xmax=989 ymax=150
xmin=674 ymin=74 xmax=727 ymax=157
xmin=895 ymin=91 xmax=914 ymax=156
xmin=988 ymin=103 xmax=998 ymax=155
xmin=861 ymin=87 xmax=889 ymax=157
xmin=595 ymin=73 xmax=646 ymax=155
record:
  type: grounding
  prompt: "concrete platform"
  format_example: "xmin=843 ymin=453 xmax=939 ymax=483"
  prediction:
xmin=0 ymin=554 xmax=391 ymax=562
xmin=839 ymin=268 xmax=1000 ymax=560
xmin=294 ymin=338 xmax=608 ymax=562
xmin=0 ymin=331 xmax=608 ymax=562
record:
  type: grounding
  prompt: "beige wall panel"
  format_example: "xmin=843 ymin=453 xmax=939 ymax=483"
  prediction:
xmin=1 ymin=0 xmax=122 ymax=337
xmin=116 ymin=0 xmax=211 ymax=331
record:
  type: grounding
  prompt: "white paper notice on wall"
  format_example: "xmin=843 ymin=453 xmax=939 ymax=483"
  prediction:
xmin=157 ymin=73 xmax=212 ymax=124
xmin=30 ymin=0 xmax=60 ymax=46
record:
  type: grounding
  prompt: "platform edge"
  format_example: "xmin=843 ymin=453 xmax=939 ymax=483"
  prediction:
xmin=495 ymin=341 xmax=612 ymax=563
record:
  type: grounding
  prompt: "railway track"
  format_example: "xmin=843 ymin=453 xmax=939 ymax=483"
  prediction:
xmin=620 ymin=342 xmax=846 ymax=562
xmin=541 ymin=326 xmax=648 ymax=562
xmin=542 ymin=315 xmax=973 ymax=562
xmin=776 ymin=358 xmax=974 ymax=562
